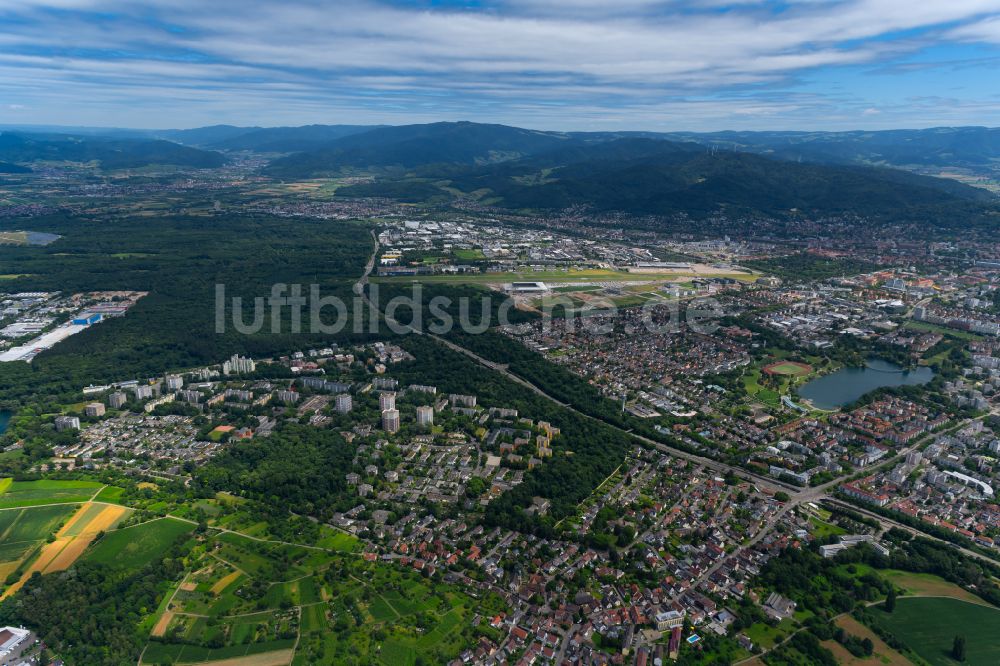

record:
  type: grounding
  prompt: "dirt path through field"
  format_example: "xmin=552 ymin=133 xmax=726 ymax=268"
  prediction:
xmin=210 ymin=570 xmax=241 ymax=595
xmin=151 ymin=610 xmax=174 ymax=638
xmin=174 ymin=649 xmax=294 ymax=666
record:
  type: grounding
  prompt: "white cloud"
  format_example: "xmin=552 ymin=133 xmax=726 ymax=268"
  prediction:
xmin=948 ymin=15 xmax=1000 ymax=42
xmin=0 ymin=0 xmax=998 ymax=128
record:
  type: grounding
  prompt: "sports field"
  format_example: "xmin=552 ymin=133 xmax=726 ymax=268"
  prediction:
xmin=870 ymin=597 xmax=1000 ymax=665
xmin=762 ymin=360 xmax=813 ymax=376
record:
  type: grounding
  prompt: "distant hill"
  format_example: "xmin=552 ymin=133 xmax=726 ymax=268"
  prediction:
xmin=158 ymin=125 xmax=260 ymax=147
xmin=494 ymin=146 xmax=993 ymax=216
xmin=264 ymin=121 xmax=572 ymax=176
xmin=661 ymin=127 xmax=1000 ymax=173
xmin=206 ymin=124 xmax=379 ymax=153
xmin=333 ymin=135 xmax=996 ymax=225
xmin=0 ymin=133 xmax=226 ymax=169
xmin=0 ymin=161 xmax=31 ymax=173
xmin=8 ymin=122 xmax=999 ymax=177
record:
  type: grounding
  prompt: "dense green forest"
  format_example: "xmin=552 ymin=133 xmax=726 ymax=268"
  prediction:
xmin=743 ymin=253 xmax=880 ymax=281
xmin=0 ymin=212 xmax=374 ymax=408
xmin=193 ymin=424 xmax=355 ymax=517
xmin=318 ymin=132 xmax=996 ymax=226
xmin=264 ymin=121 xmax=570 ymax=175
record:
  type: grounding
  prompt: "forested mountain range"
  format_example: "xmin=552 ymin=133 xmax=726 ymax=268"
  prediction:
xmin=660 ymin=127 xmax=1000 ymax=171
xmin=259 ymin=124 xmax=996 ymax=224
xmin=196 ymin=124 xmax=379 ymax=152
xmin=0 ymin=132 xmax=226 ymax=169
xmin=8 ymin=121 xmax=999 ymax=173
xmin=2 ymin=120 xmax=998 ymax=224
xmin=263 ymin=121 xmax=572 ymax=173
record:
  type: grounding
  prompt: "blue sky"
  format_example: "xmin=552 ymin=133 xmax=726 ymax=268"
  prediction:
xmin=0 ymin=0 xmax=999 ymax=131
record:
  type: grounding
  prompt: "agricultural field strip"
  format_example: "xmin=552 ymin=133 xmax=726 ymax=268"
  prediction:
xmin=0 ymin=482 xmax=107 ymax=510
xmin=0 ymin=500 xmax=130 ymax=599
xmin=869 ymin=596 xmax=1000 ymax=665
xmin=0 ymin=505 xmax=77 ymax=559
xmin=0 ymin=509 xmax=27 ymax=543
xmin=154 ymin=572 xmax=200 ymax=633
xmin=164 ymin=648 xmax=296 ymax=666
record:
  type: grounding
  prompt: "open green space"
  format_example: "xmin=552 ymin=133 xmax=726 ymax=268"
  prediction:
xmin=904 ymin=319 xmax=984 ymax=341
xmin=744 ymin=617 xmax=797 ymax=650
xmin=315 ymin=530 xmax=359 ymax=553
xmin=0 ymin=503 xmax=76 ymax=562
xmin=742 ymin=369 xmax=782 ymax=407
xmin=809 ymin=516 xmax=847 ymax=539
xmin=0 ymin=479 xmax=103 ymax=508
xmin=878 ymin=569 xmax=993 ymax=605
xmin=452 ymin=248 xmax=486 ymax=261
xmin=0 ymin=231 xmax=29 ymax=245
xmin=868 ymin=597 xmax=1000 ymax=665
xmin=84 ymin=517 xmax=195 ymax=571
xmin=93 ymin=485 xmax=126 ymax=503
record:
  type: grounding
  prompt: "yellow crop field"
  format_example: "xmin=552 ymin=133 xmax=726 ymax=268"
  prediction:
xmin=0 ymin=502 xmax=131 ymax=597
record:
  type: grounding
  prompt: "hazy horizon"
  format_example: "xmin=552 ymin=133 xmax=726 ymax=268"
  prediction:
xmin=2 ymin=120 xmax=999 ymax=135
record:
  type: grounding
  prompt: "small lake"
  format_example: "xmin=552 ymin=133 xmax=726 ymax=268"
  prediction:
xmin=26 ymin=231 xmax=61 ymax=246
xmin=0 ymin=410 xmax=10 ymax=434
xmin=798 ymin=359 xmax=934 ymax=410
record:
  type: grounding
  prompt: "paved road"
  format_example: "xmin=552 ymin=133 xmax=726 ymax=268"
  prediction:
xmin=355 ymin=235 xmax=997 ymax=595
xmin=354 ymin=234 xmax=802 ymax=500
xmin=356 ymin=236 xmax=1000 ymax=663
xmin=554 ymin=622 xmax=579 ymax=664
xmin=425 ymin=326 xmax=802 ymax=493
xmin=355 ymin=229 xmax=379 ymax=297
